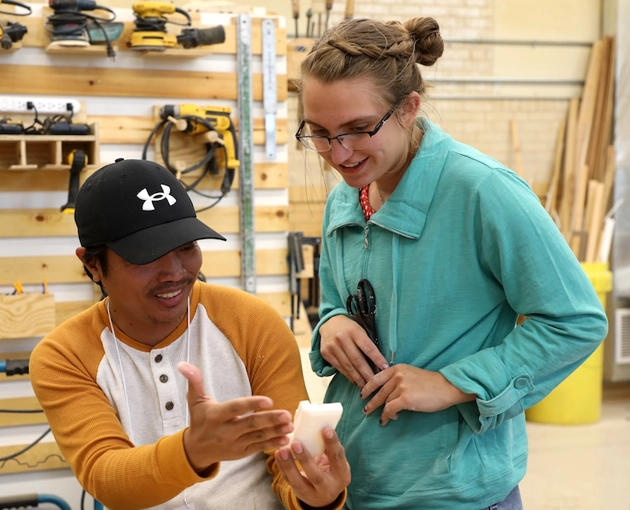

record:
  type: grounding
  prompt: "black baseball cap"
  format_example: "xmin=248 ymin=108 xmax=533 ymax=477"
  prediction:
xmin=75 ymin=158 xmax=225 ymax=265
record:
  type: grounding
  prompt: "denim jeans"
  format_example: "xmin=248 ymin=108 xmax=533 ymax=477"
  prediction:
xmin=341 ymin=485 xmax=523 ymax=510
xmin=482 ymin=486 xmax=523 ymax=510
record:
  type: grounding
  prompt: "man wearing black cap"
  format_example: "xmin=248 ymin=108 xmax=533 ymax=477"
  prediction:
xmin=29 ymin=159 xmax=349 ymax=510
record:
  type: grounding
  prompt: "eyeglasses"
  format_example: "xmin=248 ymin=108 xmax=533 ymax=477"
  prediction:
xmin=295 ymin=102 xmax=399 ymax=152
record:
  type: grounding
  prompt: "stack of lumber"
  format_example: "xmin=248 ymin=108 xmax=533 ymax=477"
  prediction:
xmin=545 ymin=35 xmax=617 ymax=263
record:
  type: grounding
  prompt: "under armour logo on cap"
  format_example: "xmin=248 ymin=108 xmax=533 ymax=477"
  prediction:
xmin=137 ymin=185 xmax=177 ymax=211
xmin=74 ymin=158 xmax=225 ymax=265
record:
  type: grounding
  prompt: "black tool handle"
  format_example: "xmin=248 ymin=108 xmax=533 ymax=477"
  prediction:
xmin=0 ymin=493 xmax=38 ymax=509
xmin=5 ymin=358 xmax=30 ymax=376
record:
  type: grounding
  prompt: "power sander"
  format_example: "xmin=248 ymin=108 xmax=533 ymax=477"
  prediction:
xmin=45 ymin=0 xmax=118 ymax=57
xmin=130 ymin=1 xmax=225 ymax=51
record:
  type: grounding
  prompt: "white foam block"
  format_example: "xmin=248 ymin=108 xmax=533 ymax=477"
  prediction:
xmin=287 ymin=400 xmax=343 ymax=457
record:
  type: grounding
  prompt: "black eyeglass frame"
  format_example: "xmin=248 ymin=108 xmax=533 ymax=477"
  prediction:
xmin=295 ymin=102 xmax=400 ymax=152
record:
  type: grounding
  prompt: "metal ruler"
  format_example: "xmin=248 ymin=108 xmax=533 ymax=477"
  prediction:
xmin=262 ymin=19 xmax=277 ymax=160
xmin=237 ymin=13 xmax=256 ymax=294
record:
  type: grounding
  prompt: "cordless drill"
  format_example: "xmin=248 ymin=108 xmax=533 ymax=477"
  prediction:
xmin=158 ymin=104 xmax=239 ymax=195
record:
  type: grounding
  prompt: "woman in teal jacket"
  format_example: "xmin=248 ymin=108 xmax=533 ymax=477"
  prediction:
xmin=296 ymin=16 xmax=608 ymax=510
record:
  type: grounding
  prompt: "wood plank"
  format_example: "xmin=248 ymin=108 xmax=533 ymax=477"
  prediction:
xmin=95 ymin=115 xmax=288 ymax=146
xmin=560 ymin=97 xmax=579 ymax=236
xmin=0 ymin=249 xmax=289 ymax=285
xmin=54 ymin=291 xmax=292 ymax=325
xmin=0 ymin=397 xmax=46 ymax=428
xmin=0 ymin=65 xmax=287 ymax=103
xmin=4 ymin=14 xmax=287 ymax=56
xmin=0 ymin=294 xmax=56 ymax=340
xmin=289 ymin=185 xmax=330 ymax=203
xmin=56 ymin=300 xmax=94 ymax=325
xmin=0 ymin=441 xmax=68 ymax=475
xmin=585 ymin=181 xmax=605 ymax=262
xmin=0 ymin=162 xmax=288 ymax=191
xmin=544 ymin=115 xmax=566 ymax=215
xmin=573 ymin=39 xmax=603 ymax=188
xmin=288 ymin=203 xmax=325 ymax=237
xmin=0 ymin=205 xmax=289 ymax=238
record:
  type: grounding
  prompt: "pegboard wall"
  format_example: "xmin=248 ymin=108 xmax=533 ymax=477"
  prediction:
xmin=0 ymin=2 xmax=290 ymax=503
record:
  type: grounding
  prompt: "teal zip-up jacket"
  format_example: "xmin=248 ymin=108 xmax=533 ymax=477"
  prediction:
xmin=310 ymin=119 xmax=608 ymax=510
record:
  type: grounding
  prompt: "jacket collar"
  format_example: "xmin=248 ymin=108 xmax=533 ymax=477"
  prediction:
xmin=326 ymin=118 xmax=451 ymax=239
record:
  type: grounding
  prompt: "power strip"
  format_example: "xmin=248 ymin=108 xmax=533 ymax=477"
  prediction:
xmin=0 ymin=96 xmax=81 ymax=115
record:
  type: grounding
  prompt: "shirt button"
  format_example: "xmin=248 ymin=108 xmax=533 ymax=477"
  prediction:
xmin=165 ymin=402 xmax=174 ymax=411
xmin=514 ymin=377 xmax=528 ymax=389
xmin=155 ymin=354 xmax=163 ymax=363
xmin=159 ymin=374 xmax=168 ymax=383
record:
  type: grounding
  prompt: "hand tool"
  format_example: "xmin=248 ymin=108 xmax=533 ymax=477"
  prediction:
xmin=325 ymin=0 xmax=333 ymax=30
xmin=344 ymin=0 xmax=355 ymax=20
xmin=305 ymin=8 xmax=312 ymax=37
xmin=130 ymin=1 xmax=190 ymax=50
xmin=0 ymin=357 xmax=30 ymax=376
xmin=346 ymin=279 xmax=379 ymax=370
xmin=143 ymin=104 xmax=239 ymax=197
xmin=12 ymin=279 xmax=24 ymax=294
xmin=0 ymin=117 xmax=24 ymax=133
xmin=46 ymin=0 xmax=117 ymax=58
xmin=0 ymin=0 xmax=30 ymax=50
xmin=0 ymin=21 xmax=27 ymax=49
xmin=288 ymin=232 xmax=305 ymax=324
xmin=291 ymin=0 xmax=299 ymax=38
xmin=177 ymin=25 xmax=224 ymax=49
xmin=60 ymin=149 xmax=87 ymax=214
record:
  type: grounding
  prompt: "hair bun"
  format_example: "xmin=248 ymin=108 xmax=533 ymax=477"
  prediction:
xmin=404 ymin=17 xmax=444 ymax=67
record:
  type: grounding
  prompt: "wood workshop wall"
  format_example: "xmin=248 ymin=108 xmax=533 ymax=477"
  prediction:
xmin=0 ymin=3 xmax=290 ymax=504
xmin=284 ymin=0 xmax=606 ymax=237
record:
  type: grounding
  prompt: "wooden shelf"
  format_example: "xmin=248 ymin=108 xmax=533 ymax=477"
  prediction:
xmin=45 ymin=43 xmax=118 ymax=55
xmin=0 ymin=123 xmax=100 ymax=170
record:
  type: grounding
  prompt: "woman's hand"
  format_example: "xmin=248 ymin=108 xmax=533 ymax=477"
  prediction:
xmin=274 ymin=427 xmax=350 ymax=508
xmin=360 ymin=364 xmax=476 ymax=425
xmin=319 ymin=315 xmax=389 ymax=387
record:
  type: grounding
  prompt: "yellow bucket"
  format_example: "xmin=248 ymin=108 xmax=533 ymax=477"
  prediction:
xmin=525 ymin=262 xmax=612 ymax=425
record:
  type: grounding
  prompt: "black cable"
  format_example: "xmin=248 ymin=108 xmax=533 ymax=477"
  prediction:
xmin=23 ymin=102 xmax=44 ymax=134
xmin=134 ymin=6 xmax=191 ymax=32
xmin=0 ymin=427 xmax=50 ymax=462
xmin=142 ymin=115 xmax=228 ymax=212
xmin=0 ymin=408 xmax=44 ymax=413
xmin=0 ymin=0 xmax=32 ymax=16
xmin=46 ymin=6 xmax=116 ymax=58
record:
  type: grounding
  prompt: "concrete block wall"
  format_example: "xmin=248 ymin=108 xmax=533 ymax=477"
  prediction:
xmin=287 ymin=0 xmax=601 ymax=198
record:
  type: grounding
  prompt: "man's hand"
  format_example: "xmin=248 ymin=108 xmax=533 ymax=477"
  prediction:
xmin=274 ymin=427 xmax=350 ymax=508
xmin=178 ymin=362 xmax=294 ymax=474
xmin=319 ymin=315 xmax=389 ymax=388
xmin=360 ymin=364 xmax=476 ymax=425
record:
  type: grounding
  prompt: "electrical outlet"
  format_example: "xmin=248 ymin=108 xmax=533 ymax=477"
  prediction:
xmin=0 ymin=96 xmax=81 ymax=115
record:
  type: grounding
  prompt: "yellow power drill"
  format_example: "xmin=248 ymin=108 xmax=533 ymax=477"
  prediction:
xmin=157 ymin=104 xmax=239 ymax=195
